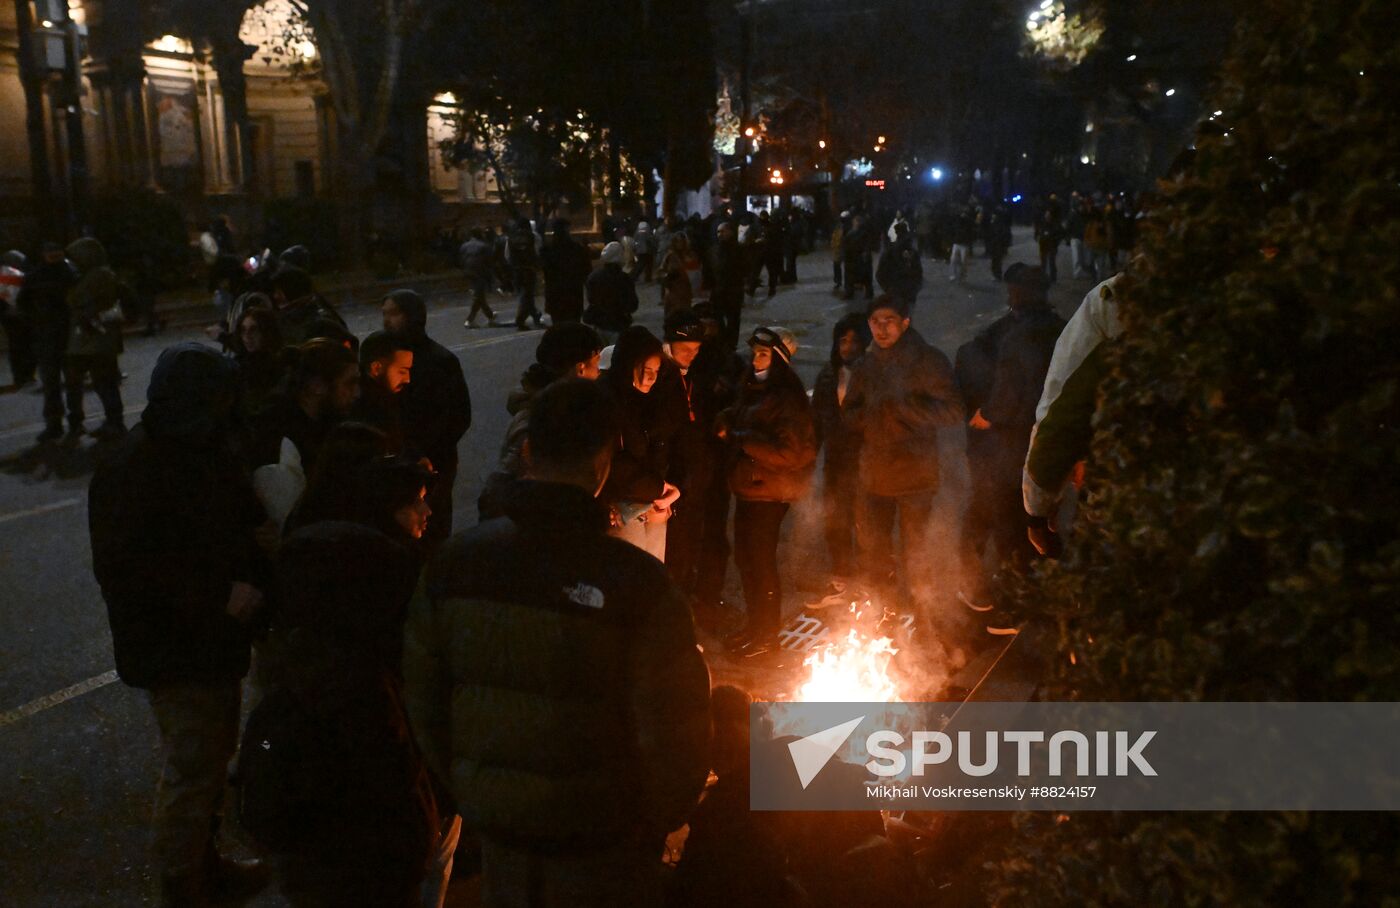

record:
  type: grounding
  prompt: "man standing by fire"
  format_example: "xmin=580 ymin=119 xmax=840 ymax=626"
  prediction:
xmin=843 ymin=295 xmax=964 ymax=647
xmin=404 ymin=379 xmax=709 ymax=905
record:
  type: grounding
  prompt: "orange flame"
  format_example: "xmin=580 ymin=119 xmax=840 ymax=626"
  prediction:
xmin=796 ymin=624 xmax=900 ymax=703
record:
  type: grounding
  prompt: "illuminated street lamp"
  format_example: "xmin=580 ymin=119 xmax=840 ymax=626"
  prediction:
xmin=818 ymin=139 xmax=826 ymax=149
xmin=930 ymin=167 xmax=944 ymax=181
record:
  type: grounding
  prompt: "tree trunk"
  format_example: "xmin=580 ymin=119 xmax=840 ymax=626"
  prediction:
xmin=335 ymin=127 xmax=373 ymax=268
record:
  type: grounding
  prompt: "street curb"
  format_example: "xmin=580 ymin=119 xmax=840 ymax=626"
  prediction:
xmin=125 ymin=270 xmax=472 ymax=335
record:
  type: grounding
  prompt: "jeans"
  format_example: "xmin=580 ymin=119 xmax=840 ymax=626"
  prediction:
xmin=63 ymin=353 xmax=124 ymax=429
xmin=733 ymin=499 xmax=790 ymax=633
xmin=855 ymin=489 xmax=935 ymax=603
xmin=1070 ymin=238 xmax=1088 ymax=277
xmin=948 ymin=244 xmax=970 ymax=281
xmin=147 ymin=682 xmax=242 ymax=876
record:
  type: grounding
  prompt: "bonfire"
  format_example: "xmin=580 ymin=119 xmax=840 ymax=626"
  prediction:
xmin=795 ymin=600 xmax=902 ymax=703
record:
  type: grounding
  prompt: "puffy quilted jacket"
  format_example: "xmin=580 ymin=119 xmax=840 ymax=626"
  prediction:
xmin=402 ymin=480 xmax=710 ymax=851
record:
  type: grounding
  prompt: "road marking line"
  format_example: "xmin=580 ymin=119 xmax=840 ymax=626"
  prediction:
xmin=447 ymin=332 xmax=538 ymax=352
xmin=0 ymin=496 xmax=84 ymax=525
xmin=0 ymin=670 xmax=119 ymax=730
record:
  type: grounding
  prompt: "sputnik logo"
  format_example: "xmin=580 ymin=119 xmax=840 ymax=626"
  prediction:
xmin=788 ymin=716 xmax=865 ymax=789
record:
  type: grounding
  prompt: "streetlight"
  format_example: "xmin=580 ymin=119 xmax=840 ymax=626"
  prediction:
xmin=877 ymin=135 xmax=886 ymax=144
xmin=1126 ymin=54 xmax=1137 ymax=62
xmin=1165 ymin=88 xmax=1176 ymax=97
xmin=930 ymin=167 xmax=944 ymax=181
xmin=743 ymin=126 xmax=755 ymax=138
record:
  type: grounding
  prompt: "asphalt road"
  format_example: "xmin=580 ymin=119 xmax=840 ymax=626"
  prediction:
xmin=0 ymin=227 xmax=1091 ymax=906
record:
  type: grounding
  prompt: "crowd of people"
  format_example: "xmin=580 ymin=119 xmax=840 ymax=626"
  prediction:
xmin=0 ymin=189 xmax=1106 ymax=906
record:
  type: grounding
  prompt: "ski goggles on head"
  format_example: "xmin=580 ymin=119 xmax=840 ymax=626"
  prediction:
xmin=748 ymin=327 xmax=791 ymax=364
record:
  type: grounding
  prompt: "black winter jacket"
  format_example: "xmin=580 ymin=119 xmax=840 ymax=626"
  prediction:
xmin=402 ymin=480 xmax=710 ymax=850
xmin=260 ymin=521 xmax=438 ymax=871
xmin=584 ymin=264 xmax=638 ymax=332
xmin=601 ymin=379 xmax=681 ymax=505
xmin=399 ymin=334 xmax=471 ymax=473
xmin=90 ymin=425 xmax=269 ymax=688
xmin=17 ymin=259 xmax=76 ymax=348
xmin=540 ymin=237 xmax=592 ymax=322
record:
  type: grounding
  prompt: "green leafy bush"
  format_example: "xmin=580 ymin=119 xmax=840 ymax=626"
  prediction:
xmin=989 ymin=1 xmax=1400 ymax=903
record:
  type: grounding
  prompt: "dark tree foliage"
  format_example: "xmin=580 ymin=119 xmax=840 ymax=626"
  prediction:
xmin=428 ymin=0 xmax=715 ymax=214
xmin=989 ymin=1 xmax=1400 ymax=903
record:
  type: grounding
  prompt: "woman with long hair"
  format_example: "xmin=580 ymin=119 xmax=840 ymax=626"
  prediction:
xmin=719 ymin=326 xmax=817 ymax=656
xmin=601 ymin=325 xmax=681 ymax=559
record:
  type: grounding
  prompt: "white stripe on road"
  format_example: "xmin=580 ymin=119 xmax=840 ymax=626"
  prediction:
xmin=0 ymin=670 xmax=119 ymax=730
xmin=447 ymin=331 xmax=539 ymax=353
xmin=0 ymin=496 xmax=84 ymax=525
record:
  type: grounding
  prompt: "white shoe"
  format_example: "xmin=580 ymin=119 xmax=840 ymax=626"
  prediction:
xmin=463 ymin=318 xmax=478 ymax=330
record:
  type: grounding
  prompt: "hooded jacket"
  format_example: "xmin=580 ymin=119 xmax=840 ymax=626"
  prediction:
xmin=90 ymin=344 xmax=269 ymax=688
xmin=584 ymin=263 xmax=639 ymax=332
xmin=65 ymin=237 xmax=123 ymax=358
xmin=843 ymin=328 xmax=964 ymax=497
xmin=402 ymin=480 xmax=710 ymax=850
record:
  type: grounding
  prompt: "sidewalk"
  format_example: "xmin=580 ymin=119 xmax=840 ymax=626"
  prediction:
xmin=134 ymin=267 xmax=471 ymax=334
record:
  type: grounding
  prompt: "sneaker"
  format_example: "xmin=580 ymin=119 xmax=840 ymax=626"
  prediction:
xmin=488 ymin=313 xmax=499 ymax=326
xmin=464 ymin=318 xmax=479 ymax=329
xmin=804 ymin=579 xmax=851 ymax=611
xmin=957 ymin=590 xmax=993 ymax=613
